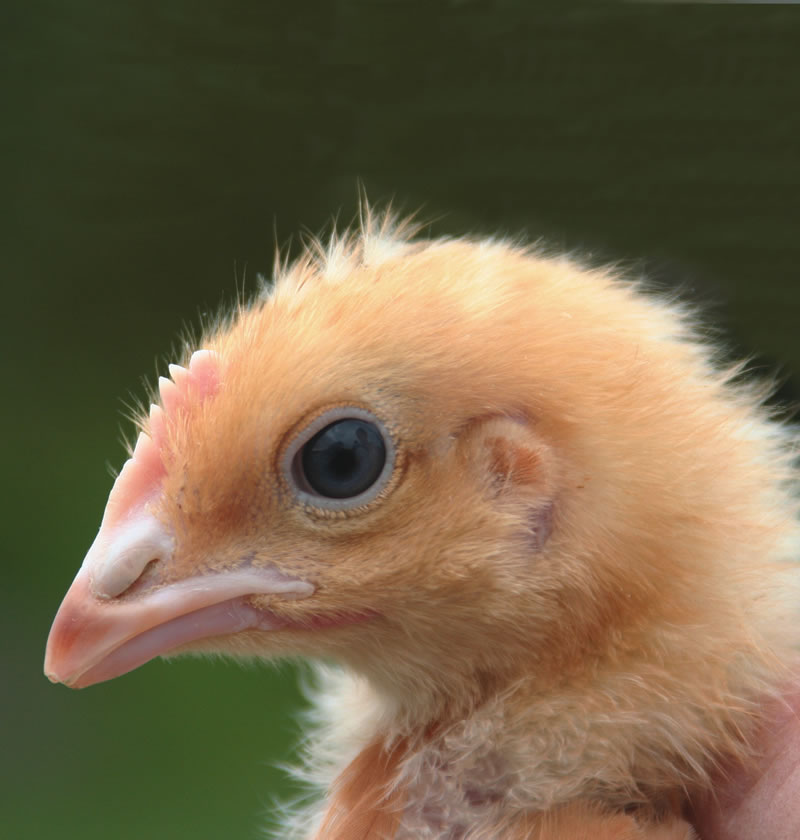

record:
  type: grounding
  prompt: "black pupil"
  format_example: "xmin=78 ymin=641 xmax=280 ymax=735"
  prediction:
xmin=301 ymin=419 xmax=387 ymax=499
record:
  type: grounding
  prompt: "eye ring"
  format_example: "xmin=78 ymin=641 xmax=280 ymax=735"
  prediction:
xmin=281 ymin=406 xmax=397 ymax=511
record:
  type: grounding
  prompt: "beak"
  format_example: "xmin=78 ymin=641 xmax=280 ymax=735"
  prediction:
xmin=44 ymin=510 xmax=314 ymax=688
xmin=44 ymin=351 xmax=314 ymax=688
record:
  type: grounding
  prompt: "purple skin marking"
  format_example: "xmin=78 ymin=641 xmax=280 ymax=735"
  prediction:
xmin=528 ymin=502 xmax=553 ymax=552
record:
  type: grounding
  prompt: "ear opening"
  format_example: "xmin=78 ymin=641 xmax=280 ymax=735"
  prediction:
xmin=461 ymin=414 xmax=558 ymax=552
xmin=487 ymin=432 xmax=546 ymax=489
xmin=471 ymin=415 xmax=554 ymax=491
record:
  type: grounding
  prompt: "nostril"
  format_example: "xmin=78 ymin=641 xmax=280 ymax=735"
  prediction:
xmin=88 ymin=514 xmax=174 ymax=599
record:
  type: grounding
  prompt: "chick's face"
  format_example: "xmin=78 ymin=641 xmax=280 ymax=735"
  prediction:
xmin=52 ymin=233 xmax=707 ymax=699
xmin=146 ymin=267 xmax=566 ymax=689
xmin=45 ymin=239 xmax=580 ymax=695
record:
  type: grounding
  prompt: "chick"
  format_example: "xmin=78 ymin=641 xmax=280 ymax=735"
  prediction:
xmin=45 ymin=212 xmax=799 ymax=839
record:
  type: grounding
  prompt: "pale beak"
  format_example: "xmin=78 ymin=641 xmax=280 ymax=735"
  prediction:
xmin=44 ymin=510 xmax=314 ymax=688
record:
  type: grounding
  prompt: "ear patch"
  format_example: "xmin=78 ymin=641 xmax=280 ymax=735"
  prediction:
xmin=467 ymin=415 xmax=557 ymax=553
xmin=489 ymin=437 xmax=554 ymax=550
xmin=488 ymin=436 xmax=543 ymax=486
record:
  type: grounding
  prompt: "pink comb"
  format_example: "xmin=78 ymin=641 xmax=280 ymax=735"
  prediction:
xmin=157 ymin=350 xmax=221 ymax=421
xmin=103 ymin=349 xmax=221 ymax=528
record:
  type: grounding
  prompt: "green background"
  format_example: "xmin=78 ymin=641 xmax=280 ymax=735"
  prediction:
xmin=3 ymin=3 xmax=799 ymax=838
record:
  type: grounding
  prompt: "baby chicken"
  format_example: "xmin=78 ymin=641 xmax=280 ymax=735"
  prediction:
xmin=45 ymin=212 xmax=799 ymax=839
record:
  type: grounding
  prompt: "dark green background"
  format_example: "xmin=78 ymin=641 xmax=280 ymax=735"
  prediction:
xmin=3 ymin=3 xmax=799 ymax=838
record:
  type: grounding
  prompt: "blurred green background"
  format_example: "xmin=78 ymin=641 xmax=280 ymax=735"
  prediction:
xmin=3 ymin=2 xmax=799 ymax=838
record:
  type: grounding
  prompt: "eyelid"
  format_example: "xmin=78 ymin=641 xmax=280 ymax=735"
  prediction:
xmin=280 ymin=406 xmax=397 ymax=512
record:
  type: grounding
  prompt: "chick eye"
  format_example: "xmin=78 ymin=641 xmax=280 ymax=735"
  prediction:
xmin=284 ymin=407 xmax=396 ymax=510
xmin=301 ymin=419 xmax=386 ymax=499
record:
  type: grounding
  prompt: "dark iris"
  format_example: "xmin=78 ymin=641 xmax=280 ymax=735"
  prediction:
xmin=300 ymin=419 xmax=387 ymax=499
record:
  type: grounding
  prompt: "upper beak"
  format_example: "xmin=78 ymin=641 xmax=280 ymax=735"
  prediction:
xmin=44 ymin=510 xmax=314 ymax=689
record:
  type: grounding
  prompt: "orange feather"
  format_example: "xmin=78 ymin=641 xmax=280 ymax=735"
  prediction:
xmin=313 ymin=737 xmax=407 ymax=840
